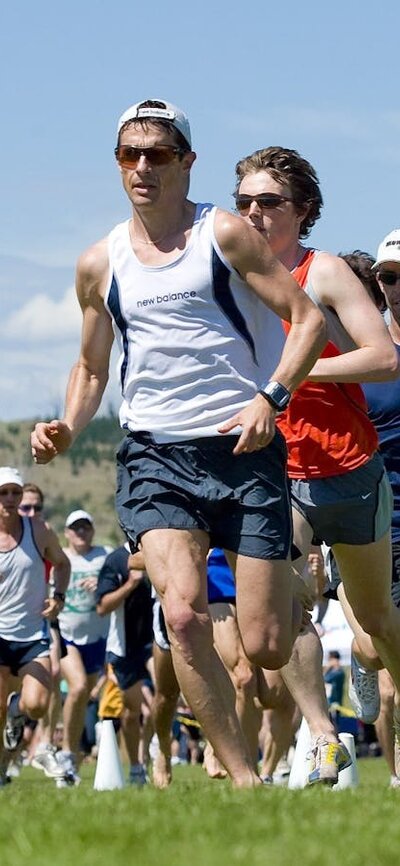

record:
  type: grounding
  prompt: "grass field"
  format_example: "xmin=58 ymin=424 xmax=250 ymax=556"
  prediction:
xmin=1 ymin=758 xmax=398 ymax=866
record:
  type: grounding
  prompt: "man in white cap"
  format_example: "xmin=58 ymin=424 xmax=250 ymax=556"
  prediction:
xmin=31 ymin=98 xmax=326 ymax=787
xmin=56 ymin=509 xmax=112 ymax=785
xmin=0 ymin=467 xmax=70 ymax=786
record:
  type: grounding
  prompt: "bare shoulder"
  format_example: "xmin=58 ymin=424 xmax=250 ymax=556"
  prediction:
xmin=310 ymin=251 xmax=362 ymax=304
xmin=310 ymin=251 xmax=346 ymax=280
xmin=213 ymin=207 xmax=268 ymax=266
xmin=76 ymin=237 xmax=110 ymax=305
xmin=214 ymin=207 xmax=253 ymax=247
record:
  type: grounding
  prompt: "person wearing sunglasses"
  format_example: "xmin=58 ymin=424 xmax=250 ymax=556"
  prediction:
xmin=14 ymin=482 xmax=71 ymax=784
xmin=0 ymin=468 xmax=70 ymax=787
xmin=234 ymin=145 xmax=400 ymax=786
xmin=18 ymin=483 xmax=44 ymax=517
xmin=31 ymin=98 xmax=326 ymax=788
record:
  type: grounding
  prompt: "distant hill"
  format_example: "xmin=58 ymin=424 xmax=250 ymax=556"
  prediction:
xmin=0 ymin=415 xmax=125 ymax=547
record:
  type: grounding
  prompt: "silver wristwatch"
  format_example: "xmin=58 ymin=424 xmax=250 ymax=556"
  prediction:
xmin=258 ymin=381 xmax=291 ymax=413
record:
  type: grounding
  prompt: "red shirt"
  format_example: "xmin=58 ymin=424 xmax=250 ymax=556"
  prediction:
xmin=277 ymin=249 xmax=378 ymax=478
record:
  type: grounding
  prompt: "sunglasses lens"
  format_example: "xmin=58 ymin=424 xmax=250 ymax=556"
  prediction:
xmin=235 ymin=197 xmax=251 ymax=213
xmin=379 ymin=271 xmax=399 ymax=287
xmin=20 ymin=503 xmax=42 ymax=513
xmin=259 ymin=195 xmax=285 ymax=208
xmin=115 ymin=145 xmax=180 ymax=168
xmin=236 ymin=194 xmax=286 ymax=213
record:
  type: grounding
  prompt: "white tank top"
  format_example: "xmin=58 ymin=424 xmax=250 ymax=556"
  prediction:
xmin=0 ymin=517 xmax=47 ymax=642
xmin=58 ymin=545 xmax=112 ymax=645
xmin=105 ymin=203 xmax=286 ymax=442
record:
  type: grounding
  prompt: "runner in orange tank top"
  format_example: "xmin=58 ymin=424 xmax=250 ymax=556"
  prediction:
xmin=234 ymin=145 xmax=400 ymax=785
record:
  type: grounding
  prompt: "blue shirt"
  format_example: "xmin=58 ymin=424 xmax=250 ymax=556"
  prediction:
xmin=363 ymin=344 xmax=400 ymax=542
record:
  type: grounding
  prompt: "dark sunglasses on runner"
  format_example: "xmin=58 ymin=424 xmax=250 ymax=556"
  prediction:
xmin=235 ymin=193 xmax=292 ymax=214
xmin=377 ymin=270 xmax=400 ymax=287
xmin=19 ymin=503 xmax=43 ymax=513
xmin=115 ymin=144 xmax=186 ymax=169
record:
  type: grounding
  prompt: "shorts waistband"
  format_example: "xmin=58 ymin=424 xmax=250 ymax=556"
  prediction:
xmin=127 ymin=431 xmax=240 ymax=449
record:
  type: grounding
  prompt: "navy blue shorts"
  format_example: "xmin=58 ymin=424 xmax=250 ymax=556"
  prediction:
xmin=64 ymin=637 xmax=106 ymax=675
xmin=116 ymin=430 xmax=292 ymax=560
xmin=0 ymin=636 xmax=50 ymax=676
xmin=106 ymin=647 xmax=152 ymax=692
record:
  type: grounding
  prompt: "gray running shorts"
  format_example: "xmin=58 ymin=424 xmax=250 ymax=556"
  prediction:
xmin=116 ymin=430 xmax=292 ymax=560
xmin=291 ymin=451 xmax=392 ymax=547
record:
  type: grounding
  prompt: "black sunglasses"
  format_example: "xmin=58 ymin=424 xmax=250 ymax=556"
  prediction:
xmin=235 ymin=193 xmax=292 ymax=214
xmin=115 ymin=144 xmax=186 ymax=169
xmin=20 ymin=503 xmax=43 ymax=514
xmin=378 ymin=270 xmax=400 ymax=287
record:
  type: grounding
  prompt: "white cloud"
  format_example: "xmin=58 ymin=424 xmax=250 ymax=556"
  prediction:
xmin=2 ymin=285 xmax=81 ymax=343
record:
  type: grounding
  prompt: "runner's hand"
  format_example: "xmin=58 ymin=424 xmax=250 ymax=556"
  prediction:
xmin=42 ymin=597 xmax=63 ymax=619
xmin=31 ymin=420 xmax=73 ymax=464
xmin=218 ymin=393 xmax=276 ymax=455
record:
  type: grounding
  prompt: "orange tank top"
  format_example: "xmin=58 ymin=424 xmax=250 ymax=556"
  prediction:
xmin=276 ymin=249 xmax=378 ymax=478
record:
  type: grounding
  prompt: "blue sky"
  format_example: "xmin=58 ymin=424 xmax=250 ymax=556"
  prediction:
xmin=1 ymin=0 xmax=399 ymax=420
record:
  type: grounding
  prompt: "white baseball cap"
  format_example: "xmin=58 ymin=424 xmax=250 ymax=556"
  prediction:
xmin=0 ymin=467 xmax=24 ymax=489
xmin=65 ymin=509 xmax=94 ymax=528
xmin=372 ymin=229 xmax=400 ymax=270
xmin=117 ymin=98 xmax=192 ymax=148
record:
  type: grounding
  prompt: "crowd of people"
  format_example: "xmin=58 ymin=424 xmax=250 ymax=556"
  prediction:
xmin=2 ymin=96 xmax=400 ymax=791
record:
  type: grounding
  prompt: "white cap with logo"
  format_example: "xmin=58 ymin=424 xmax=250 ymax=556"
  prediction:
xmin=117 ymin=98 xmax=192 ymax=148
xmin=0 ymin=467 xmax=24 ymax=489
xmin=372 ymin=229 xmax=400 ymax=270
xmin=65 ymin=509 xmax=94 ymax=528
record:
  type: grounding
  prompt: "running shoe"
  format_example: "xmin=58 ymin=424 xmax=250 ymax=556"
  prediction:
xmin=273 ymin=756 xmax=291 ymax=786
xmin=54 ymin=750 xmax=81 ymax=787
xmin=389 ymin=774 xmax=400 ymax=789
xmin=6 ymin=757 xmax=21 ymax=778
xmin=308 ymin=736 xmax=352 ymax=785
xmin=31 ymin=745 xmax=66 ymax=780
xmin=348 ymin=653 xmax=380 ymax=724
xmin=129 ymin=763 xmax=148 ymax=787
xmin=0 ymin=757 xmax=11 ymax=787
xmin=3 ymin=692 xmax=26 ymax=751
xmin=260 ymin=774 xmax=274 ymax=785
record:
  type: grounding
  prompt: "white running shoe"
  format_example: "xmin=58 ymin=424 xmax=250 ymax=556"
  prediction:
xmin=31 ymin=745 xmax=66 ymax=780
xmin=348 ymin=653 xmax=380 ymax=724
xmin=54 ymin=751 xmax=81 ymax=787
xmin=389 ymin=774 xmax=400 ymax=789
xmin=6 ymin=758 xmax=21 ymax=778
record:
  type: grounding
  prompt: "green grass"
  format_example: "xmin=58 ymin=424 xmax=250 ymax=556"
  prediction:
xmin=1 ymin=759 xmax=399 ymax=866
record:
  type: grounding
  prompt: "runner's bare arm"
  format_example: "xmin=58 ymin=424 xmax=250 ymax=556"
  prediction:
xmin=214 ymin=211 xmax=326 ymax=454
xmin=306 ymin=253 xmax=399 ymax=382
xmin=31 ymin=238 xmax=114 ymax=463
xmin=33 ymin=521 xmax=71 ymax=618
xmin=38 ymin=523 xmax=71 ymax=593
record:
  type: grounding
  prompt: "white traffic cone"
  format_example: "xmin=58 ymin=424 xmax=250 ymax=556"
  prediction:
xmin=288 ymin=717 xmax=312 ymax=789
xmin=93 ymin=720 xmax=125 ymax=790
xmin=333 ymin=732 xmax=359 ymax=790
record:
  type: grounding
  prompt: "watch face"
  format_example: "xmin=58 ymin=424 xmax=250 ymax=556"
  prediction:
xmin=264 ymin=382 xmax=291 ymax=411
